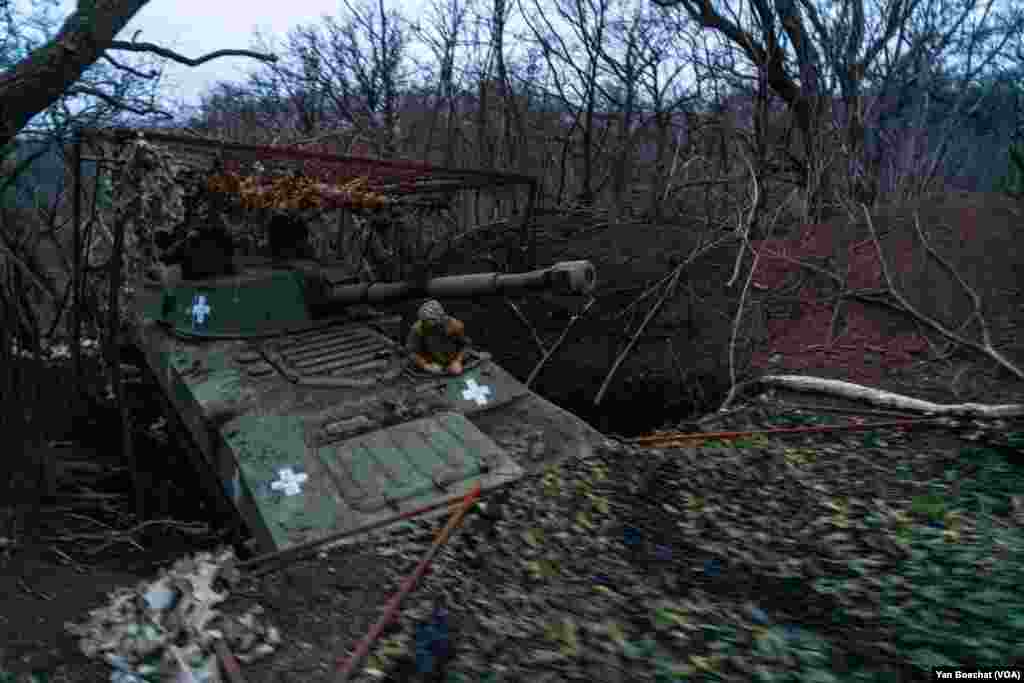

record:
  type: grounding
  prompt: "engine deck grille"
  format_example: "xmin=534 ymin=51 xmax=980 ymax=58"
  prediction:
xmin=261 ymin=324 xmax=403 ymax=384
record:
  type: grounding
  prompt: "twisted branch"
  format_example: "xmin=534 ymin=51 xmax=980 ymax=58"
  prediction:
xmin=527 ymin=297 xmax=595 ymax=388
xmin=863 ymin=205 xmax=1023 ymax=381
xmin=107 ymin=41 xmax=277 ymax=67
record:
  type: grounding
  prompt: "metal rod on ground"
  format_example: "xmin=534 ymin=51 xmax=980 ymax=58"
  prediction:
xmin=239 ymin=485 xmax=494 ymax=578
xmin=629 ymin=418 xmax=945 ymax=445
xmin=335 ymin=483 xmax=481 ymax=682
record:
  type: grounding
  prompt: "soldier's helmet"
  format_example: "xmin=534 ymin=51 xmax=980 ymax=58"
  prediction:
xmin=418 ymin=299 xmax=447 ymax=323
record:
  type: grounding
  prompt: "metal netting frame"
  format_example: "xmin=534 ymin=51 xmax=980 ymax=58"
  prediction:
xmin=75 ymin=126 xmax=540 ymax=263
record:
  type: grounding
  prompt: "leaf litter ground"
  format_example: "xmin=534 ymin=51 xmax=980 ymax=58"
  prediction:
xmin=198 ymin=400 xmax=1023 ymax=683
xmin=7 ymin=370 xmax=1024 ymax=683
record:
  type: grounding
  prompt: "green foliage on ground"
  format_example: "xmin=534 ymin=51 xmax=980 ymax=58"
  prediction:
xmin=813 ymin=445 xmax=1024 ymax=676
xmin=0 ymin=670 xmax=48 ymax=683
xmin=614 ymin=443 xmax=1024 ymax=681
xmin=997 ymin=143 xmax=1024 ymax=198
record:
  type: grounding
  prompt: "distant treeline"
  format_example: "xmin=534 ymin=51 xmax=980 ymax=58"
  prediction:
xmin=2 ymin=76 xmax=1021 ymax=213
xmin=0 ymin=137 xmax=102 ymax=209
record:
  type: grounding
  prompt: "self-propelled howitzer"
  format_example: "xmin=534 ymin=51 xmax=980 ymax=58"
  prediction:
xmin=130 ymin=256 xmax=602 ymax=556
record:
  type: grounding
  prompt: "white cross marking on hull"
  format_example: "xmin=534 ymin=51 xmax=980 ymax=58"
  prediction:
xmin=461 ymin=378 xmax=492 ymax=406
xmin=270 ymin=467 xmax=308 ymax=496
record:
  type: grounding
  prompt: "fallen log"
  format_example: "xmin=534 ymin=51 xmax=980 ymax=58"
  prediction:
xmin=756 ymin=374 xmax=1024 ymax=419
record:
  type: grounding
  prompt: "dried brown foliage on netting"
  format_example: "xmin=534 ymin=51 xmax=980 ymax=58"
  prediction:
xmin=206 ymin=173 xmax=389 ymax=211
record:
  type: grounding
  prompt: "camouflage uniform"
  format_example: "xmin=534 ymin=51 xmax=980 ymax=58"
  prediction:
xmin=406 ymin=300 xmax=469 ymax=368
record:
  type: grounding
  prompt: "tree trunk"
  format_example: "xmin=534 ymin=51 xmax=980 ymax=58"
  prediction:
xmin=491 ymin=0 xmax=522 ymax=174
xmin=0 ymin=0 xmax=149 ymax=147
xmin=476 ymin=79 xmax=492 ymax=170
xmin=611 ymin=105 xmax=635 ymax=222
xmin=648 ymin=112 xmax=671 ymax=221
xmin=580 ymin=86 xmax=595 ymax=205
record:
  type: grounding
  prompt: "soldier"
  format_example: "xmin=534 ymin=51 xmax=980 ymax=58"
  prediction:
xmin=268 ymin=211 xmax=313 ymax=260
xmin=154 ymin=218 xmax=235 ymax=281
xmin=406 ymin=299 xmax=470 ymax=376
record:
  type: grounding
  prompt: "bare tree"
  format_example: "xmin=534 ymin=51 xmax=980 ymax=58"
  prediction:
xmin=651 ymin=0 xmax=1024 ymax=212
xmin=244 ymin=0 xmax=409 ymax=158
xmin=187 ymin=82 xmax=296 ymax=144
xmin=411 ymin=0 xmax=473 ymax=164
xmin=0 ymin=0 xmax=276 ymax=149
xmin=635 ymin=18 xmax=697 ymax=220
xmin=488 ymin=0 xmax=523 ymax=172
xmin=242 ymin=29 xmax=335 ymax=141
xmin=442 ymin=0 xmax=526 ymax=173
xmin=0 ymin=0 xmax=275 ymax=527
xmin=521 ymin=0 xmax=613 ymax=204
xmin=0 ymin=0 xmax=276 ymax=354
xmin=598 ymin=4 xmax=683 ymax=219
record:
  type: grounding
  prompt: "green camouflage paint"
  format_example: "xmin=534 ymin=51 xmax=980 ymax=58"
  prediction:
xmin=128 ymin=260 xmax=604 ymax=553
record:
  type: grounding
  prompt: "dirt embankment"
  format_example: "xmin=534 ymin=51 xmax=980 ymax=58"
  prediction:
xmin=407 ymin=193 xmax=1024 ymax=435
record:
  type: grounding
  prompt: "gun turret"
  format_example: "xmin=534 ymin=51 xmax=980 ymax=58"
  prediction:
xmin=318 ymin=260 xmax=596 ymax=305
xmin=150 ymin=261 xmax=596 ymax=338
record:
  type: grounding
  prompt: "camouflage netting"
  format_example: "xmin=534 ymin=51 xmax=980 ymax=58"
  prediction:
xmin=81 ymin=134 xmax=189 ymax=331
xmin=83 ymin=130 xmax=480 ymax=289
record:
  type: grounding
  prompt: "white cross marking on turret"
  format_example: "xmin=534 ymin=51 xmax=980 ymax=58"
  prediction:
xmin=191 ymin=295 xmax=211 ymax=325
xmin=461 ymin=378 xmax=492 ymax=406
xmin=270 ymin=467 xmax=308 ymax=496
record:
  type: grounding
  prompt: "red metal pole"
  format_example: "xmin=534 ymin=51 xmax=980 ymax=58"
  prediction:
xmin=214 ymin=640 xmax=247 ymax=683
xmin=335 ymin=483 xmax=481 ymax=682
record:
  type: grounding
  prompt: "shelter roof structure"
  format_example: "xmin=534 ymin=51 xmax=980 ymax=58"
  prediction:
xmin=79 ymin=127 xmax=536 ymax=197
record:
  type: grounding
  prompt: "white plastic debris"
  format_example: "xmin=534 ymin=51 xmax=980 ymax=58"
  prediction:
xmin=66 ymin=548 xmax=278 ymax=682
xmin=144 ymin=580 xmax=179 ymax=610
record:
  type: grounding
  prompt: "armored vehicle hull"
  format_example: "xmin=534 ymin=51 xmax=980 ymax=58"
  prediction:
xmin=131 ymin=259 xmax=604 ymax=555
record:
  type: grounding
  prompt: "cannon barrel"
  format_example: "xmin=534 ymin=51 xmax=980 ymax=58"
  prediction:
xmin=322 ymin=260 xmax=596 ymax=305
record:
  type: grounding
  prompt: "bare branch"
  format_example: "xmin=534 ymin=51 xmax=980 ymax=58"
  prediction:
xmin=594 ymin=263 xmax=684 ymax=407
xmin=910 ymin=213 xmax=1020 ymax=380
xmin=107 ymin=41 xmax=278 ymax=67
xmin=67 ymin=86 xmax=172 ymax=119
xmin=594 ymin=232 xmax=738 ymax=406
xmin=862 ymin=204 xmax=1023 ymax=381
xmin=720 ymin=242 xmax=759 ymax=412
xmin=526 ymin=297 xmax=596 ymax=387
xmin=101 ymin=52 xmax=159 ymax=79
xmin=505 ymin=299 xmax=548 ymax=355
xmin=726 ymin=150 xmax=758 ymax=287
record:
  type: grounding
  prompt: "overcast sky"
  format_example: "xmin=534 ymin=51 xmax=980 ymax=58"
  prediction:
xmin=127 ymin=0 xmax=357 ymax=106
xmin=50 ymin=0 xmax=413 ymax=109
